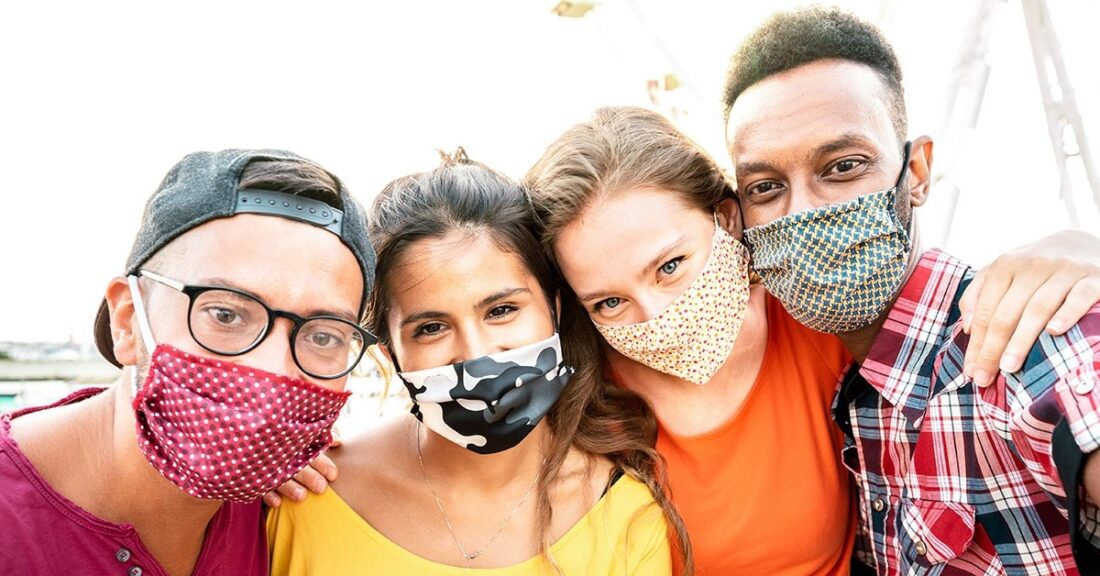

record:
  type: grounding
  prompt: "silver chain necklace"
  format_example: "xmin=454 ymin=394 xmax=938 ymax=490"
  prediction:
xmin=415 ymin=421 xmax=541 ymax=567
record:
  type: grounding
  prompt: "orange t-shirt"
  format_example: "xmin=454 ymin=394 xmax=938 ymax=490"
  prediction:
xmin=658 ymin=294 xmax=855 ymax=575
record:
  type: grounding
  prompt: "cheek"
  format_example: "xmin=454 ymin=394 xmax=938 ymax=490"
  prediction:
xmin=314 ymin=376 xmax=349 ymax=393
xmin=740 ymin=202 xmax=782 ymax=229
xmin=144 ymin=300 xmax=201 ymax=353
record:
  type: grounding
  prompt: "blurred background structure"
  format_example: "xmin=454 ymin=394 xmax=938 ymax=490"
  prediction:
xmin=1 ymin=0 xmax=1097 ymax=426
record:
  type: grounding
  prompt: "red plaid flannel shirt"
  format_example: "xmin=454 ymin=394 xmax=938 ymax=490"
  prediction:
xmin=836 ymin=250 xmax=1100 ymax=574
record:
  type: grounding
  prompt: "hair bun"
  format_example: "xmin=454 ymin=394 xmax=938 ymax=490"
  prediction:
xmin=437 ymin=146 xmax=473 ymax=167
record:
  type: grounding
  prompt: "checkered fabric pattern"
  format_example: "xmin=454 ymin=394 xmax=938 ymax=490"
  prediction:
xmin=837 ymin=249 xmax=1100 ymax=575
xmin=744 ymin=186 xmax=910 ymax=334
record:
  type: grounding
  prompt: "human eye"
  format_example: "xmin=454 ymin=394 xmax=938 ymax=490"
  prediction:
xmin=743 ymin=180 xmax=785 ymax=202
xmin=196 ymin=302 xmax=254 ymax=331
xmin=658 ymin=257 xmax=684 ymax=278
xmin=486 ymin=304 xmax=519 ymax=321
xmin=825 ymin=157 xmax=868 ymax=178
xmin=303 ymin=328 xmax=346 ymax=350
xmin=413 ymin=322 xmax=446 ymax=338
xmin=592 ymin=297 xmax=622 ymax=313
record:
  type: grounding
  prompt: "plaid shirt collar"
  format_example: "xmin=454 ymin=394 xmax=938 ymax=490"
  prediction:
xmin=858 ymin=249 xmax=972 ymax=426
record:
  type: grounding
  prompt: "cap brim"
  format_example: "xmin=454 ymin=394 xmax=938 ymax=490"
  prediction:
xmin=94 ymin=299 xmax=122 ymax=368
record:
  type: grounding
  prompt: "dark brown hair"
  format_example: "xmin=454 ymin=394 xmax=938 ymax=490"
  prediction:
xmin=237 ymin=158 xmax=344 ymax=207
xmin=722 ymin=6 xmax=907 ymax=144
xmin=367 ymin=148 xmax=692 ymax=574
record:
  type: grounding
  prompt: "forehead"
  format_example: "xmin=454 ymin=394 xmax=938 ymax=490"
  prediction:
xmin=389 ymin=231 xmax=542 ymax=311
xmin=159 ymin=214 xmax=363 ymax=313
xmin=556 ymin=187 xmax=703 ymax=285
xmin=726 ymin=59 xmax=897 ymax=161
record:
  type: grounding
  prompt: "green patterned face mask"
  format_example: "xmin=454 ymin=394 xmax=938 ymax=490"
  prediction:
xmin=743 ymin=142 xmax=912 ymax=334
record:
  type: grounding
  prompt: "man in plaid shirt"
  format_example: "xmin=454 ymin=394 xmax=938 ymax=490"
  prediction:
xmin=725 ymin=7 xmax=1100 ymax=575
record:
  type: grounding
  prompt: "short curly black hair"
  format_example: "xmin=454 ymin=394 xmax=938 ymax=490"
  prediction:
xmin=722 ymin=6 xmax=907 ymax=144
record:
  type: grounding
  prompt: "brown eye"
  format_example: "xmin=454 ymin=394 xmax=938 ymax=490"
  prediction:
xmin=748 ymin=181 xmax=781 ymax=196
xmin=414 ymin=322 xmax=444 ymax=337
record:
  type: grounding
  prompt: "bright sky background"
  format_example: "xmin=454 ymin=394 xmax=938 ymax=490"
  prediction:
xmin=2 ymin=0 xmax=1098 ymax=343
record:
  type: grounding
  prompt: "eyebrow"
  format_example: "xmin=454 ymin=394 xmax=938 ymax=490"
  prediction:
xmin=399 ymin=287 xmax=532 ymax=327
xmin=199 ymin=276 xmax=358 ymax=322
xmin=734 ymin=133 xmax=880 ymax=180
xmin=810 ymin=133 xmax=879 ymax=161
xmin=574 ymin=234 xmax=689 ymax=303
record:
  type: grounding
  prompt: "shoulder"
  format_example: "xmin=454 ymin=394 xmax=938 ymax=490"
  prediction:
xmin=598 ymin=475 xmax=672 ymax=566
xmin=328 ymin=415 xmax=416 ymax=509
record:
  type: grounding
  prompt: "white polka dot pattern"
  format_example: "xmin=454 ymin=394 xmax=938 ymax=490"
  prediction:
xmin=594 ymin=226 xmax=751 ymax=386
xmin=132 ymin=344 xmax=351 ymax=503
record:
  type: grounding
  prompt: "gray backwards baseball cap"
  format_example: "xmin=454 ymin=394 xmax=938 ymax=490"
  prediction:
xmin=94 ymin=148 xmax=377 ymax=367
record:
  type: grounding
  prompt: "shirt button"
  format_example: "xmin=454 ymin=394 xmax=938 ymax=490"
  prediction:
xmin=115 ymin=548 xmax=131 ymax=563
xmin=129 ymin=567 xmax=143 ymax=576
xmin=1074 ymin=376 xmax=1096 ymax=395
xmin=872 ymin=498 xmax=886 ymax=512
xmin=915 ymin=540 xmax=928 ymax=556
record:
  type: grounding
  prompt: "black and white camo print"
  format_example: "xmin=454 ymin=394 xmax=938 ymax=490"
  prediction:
xmin=397 ymin=333 xmax=574 ymax=454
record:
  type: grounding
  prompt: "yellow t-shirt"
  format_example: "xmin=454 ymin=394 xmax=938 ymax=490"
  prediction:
xmin=266 ymin=474 xmax=671 ymax=576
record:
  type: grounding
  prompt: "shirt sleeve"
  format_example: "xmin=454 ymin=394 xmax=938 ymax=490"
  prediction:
xmin=264 ymin=502 xmax=296 ymax=576
xmin=626 ymin=502 xmax=673 ymax=576
xmin=997 ymin=304 xmax=1100 ymax=566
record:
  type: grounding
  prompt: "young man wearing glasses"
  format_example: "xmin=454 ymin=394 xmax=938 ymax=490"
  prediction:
xmin=0 ymin=150 xmax=376 ymax=575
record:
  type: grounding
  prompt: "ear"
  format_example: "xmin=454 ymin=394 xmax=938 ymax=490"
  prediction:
xmin=907 ymin=135 xmax=934 ymax=207
xmin=714 ymin=197 xmax=745 ymax=240
xmin=105 ymin=277 xmax=140 ymax=366
xmin=553 ymin=291 xmax=562 ymax=326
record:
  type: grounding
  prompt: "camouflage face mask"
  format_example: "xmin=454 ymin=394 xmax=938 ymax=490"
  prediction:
xmin=397 ymin=333 xmax=573 ymax=455
xmin=744 ymin=142 xmax=913 ymax=334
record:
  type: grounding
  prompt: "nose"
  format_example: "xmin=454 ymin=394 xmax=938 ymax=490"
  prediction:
xmin=785 ymin=185 xmax=819 ymax=216
xmin=242 ymin=318 xmax=313 ymax=383
xmin=634 ymin=291 xmax=676 ymax=324
xmin=452 ymin=327 xmax=498 ymax=364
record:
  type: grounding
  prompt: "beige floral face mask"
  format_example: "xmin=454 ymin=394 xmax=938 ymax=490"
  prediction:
xmin=594 ymin=220 xmax=751 ymax=385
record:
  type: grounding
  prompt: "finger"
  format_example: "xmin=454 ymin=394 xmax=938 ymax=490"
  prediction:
xmin=963 ymin=265 xmax=1014 ymax=378
xmin=276 ymin=478 xmax=308 ymax=502
xmin=293 ymin=464 xmax=330 ymax=494
xmin=263 ymin=491 xmax=283 ymax=508
xmin=998 ymin=277 xmax=1071 ymax=373
xmin=970 ymin=275 xmax=1046 ymax=386
xmin=1047 ymin=277 xmax=1100 ymax=335
xmin=958 ymin=270 xmax=986 ymax=333
xmin=311 ymin=452 xmax=340 ymax=483
xmin=330 ymin=425 xmax=343 ymax=448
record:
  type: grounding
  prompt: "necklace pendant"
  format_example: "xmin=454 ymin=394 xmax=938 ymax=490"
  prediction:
xmin=466 ymin=551 xmax=482 ymax=560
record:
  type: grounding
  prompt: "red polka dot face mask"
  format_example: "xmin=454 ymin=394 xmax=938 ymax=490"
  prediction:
xmin=126 ymin=276 xmax=351 ymax=503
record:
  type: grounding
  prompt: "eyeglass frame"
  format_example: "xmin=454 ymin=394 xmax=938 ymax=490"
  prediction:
xmin=135 ymin=269 xmax=376 ymax=380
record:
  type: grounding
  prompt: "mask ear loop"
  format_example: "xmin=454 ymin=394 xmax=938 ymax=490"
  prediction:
xmin=127 ymin=275 xmax=157 ymax=397
xmin=892 ymin=141 xmax=914 ymax=250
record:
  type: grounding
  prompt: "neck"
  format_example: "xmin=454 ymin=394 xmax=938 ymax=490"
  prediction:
xmin=837 ymin=240 xmax=925 ymax=364
xmin=94 ymin=370 xmax=223 ymax=537
xmin=416 ymin=418 xmax=549 ymax=493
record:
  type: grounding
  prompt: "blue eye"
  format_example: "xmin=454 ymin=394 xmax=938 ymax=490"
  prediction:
xmin=594 ymin=297 xmax=621 ymax=312
xmin=660 ymin=258 xmax=682 ymax=276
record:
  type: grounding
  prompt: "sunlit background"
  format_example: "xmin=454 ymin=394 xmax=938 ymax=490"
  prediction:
xmin=2 ymin=0 xmax=1098 ymax=419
